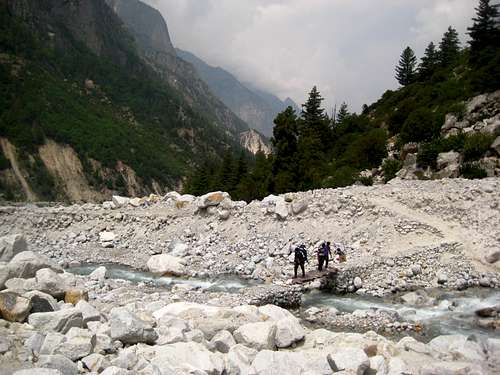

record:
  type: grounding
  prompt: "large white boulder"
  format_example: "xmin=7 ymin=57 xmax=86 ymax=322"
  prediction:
xmin=54 ymin=327 xmax=96 ymax=361
xmin=250 ymin=351 xmax=304 ymax=375
xmin=112 ymin=196 xmax=130 ymax=207
xmin=327 ymin=348 xmax=370 ymax=374
xmin=109 ymin=307 xmax=157 ymax=345
xmin=8 ymin=251 xmax=61 ymax=279
xmin=29 ymin=308 xmax=83 ymax=333
xmin=0 ymin=291 xmax=32 ymax=322
xmin=429 ymin=335 xmax=485 ymax=363
xmin=274 ymin=197 xmax=289 ymax=220
xmin=38 ymin=354 xmax=79 ymax=375
xmin=0 ymin=234 xmax=27 ymax=262
xmin=258 ymin=305 xmax=295 ymax=321
xmin=420 ymin=361 xmax=484 ymax=375
xmin=437 ymin=151 xmax=461 ymax=170
xmin=197 ymin=191 xmax=230 ymax=209
xmin=233 ymin=322 xmax=276 ymax=351
xmin=227 ymin=344 xmax=258 ymax=375
xmin=150 ymin=341 xmax=225 ymax=375
xmin=210 ymin=330 xmax=236 ymax=353
xmin=146 ymin=254 xmax=186 ymax=276
xmin=275 ymin=317 xmax=305 ymax=348
xmin=35 ymin=268 xmax=67 ymax=299
xmin=13 ymin=369 xmax=62 ymax=375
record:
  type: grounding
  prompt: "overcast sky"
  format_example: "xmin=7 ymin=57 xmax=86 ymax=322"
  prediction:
xmin=144 ymin=0 xmax=477 ymax=113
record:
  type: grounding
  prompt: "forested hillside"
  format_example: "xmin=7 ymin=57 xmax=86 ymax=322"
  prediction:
xmin=185 ymin=0 xmax=500 ymax=202
xmin=0 ymin=0 xmax=250 ymax=202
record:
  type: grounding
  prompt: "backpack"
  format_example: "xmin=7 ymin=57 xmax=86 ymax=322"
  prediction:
xmin=295 ymin=246 xmax=307 ymax=262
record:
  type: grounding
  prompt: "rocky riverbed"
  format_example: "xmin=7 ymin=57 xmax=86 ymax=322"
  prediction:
xmin=0 ymin=178 xmax=499 ymax=374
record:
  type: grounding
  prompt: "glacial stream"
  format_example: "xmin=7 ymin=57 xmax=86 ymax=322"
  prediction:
xmin=67 ymin=263 xmax=258 ymax=293
xmin=302 ymin=288 xmax=500 ymax=340
xmin=68 ymin=264 xmax=499 ymax=340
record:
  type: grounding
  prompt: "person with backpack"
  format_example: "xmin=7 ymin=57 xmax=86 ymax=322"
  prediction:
xmin=317 ymin=242 xmax=326 ymax=271
xmin=289 ymin=244 xmax=308 ymax=278
xmin=323 ymin=241 xmax=333 ymax=269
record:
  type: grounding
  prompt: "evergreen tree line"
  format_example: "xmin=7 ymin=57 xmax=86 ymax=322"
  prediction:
xmin=185 ymin=0 xmax=500 ymax=202
xmin=185 ymin=86 xmax=388 ymax=202
xmin=395 ymin=0 xmax=500 ymax=92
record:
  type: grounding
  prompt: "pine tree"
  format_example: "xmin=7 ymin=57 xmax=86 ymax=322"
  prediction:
xmin=301 ymin=86 xmax=327 ymax=123
xmin=418 ymin=42 xmax=439 ymax=80
xmin=271 ymin=106 xmax=298 ymax=193
xmin=336 ymin=102 xmax=350 ymax=123
xmin=395 ymin=47 xmax=417 ymax=86
xmin=438 ymin=26 xmax=460 ymax=67
xmin=468 ymin=0 xmax=500 ymax=62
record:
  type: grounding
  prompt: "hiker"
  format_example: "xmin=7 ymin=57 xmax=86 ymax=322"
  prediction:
xmin=317 ymin=242 xmax=325 ymax=271
xmin=289 ymin=244 xmax=308 ymax=278
xmin=334 ymin=243 xmax=346 ymax=263
xmin=323 ymin=241 xmax=332 ymax=269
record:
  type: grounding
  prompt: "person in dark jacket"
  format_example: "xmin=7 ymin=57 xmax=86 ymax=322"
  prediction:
xmin=323 ymin=241 xmax=332 ymax=269
xmin=290 ymin=245 xmax=308 ymax=278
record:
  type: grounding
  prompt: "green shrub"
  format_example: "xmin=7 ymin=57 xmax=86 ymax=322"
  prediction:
xmin=463 ymin=133 xmax=494 ymax=162
xmin=323 ymin=166 xmax=357 ymax=188
xmin=417 ymin=142 xmax=439 ymax=169
xmin=400 ymin=108 xmax=441 ymax=143
xmin=382 ymin=159 xmax=402 ymax=182
xmin=460 ymin=163 xmax=487 ymax=179
xmin=358 ymin=175 xmax=373 ymax=186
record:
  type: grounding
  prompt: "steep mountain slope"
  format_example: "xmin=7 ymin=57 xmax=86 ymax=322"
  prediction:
xmin=0 ymin=0 xmax=250 ymax=202
xmin=176 ymin=48 xmax=300 ymax=137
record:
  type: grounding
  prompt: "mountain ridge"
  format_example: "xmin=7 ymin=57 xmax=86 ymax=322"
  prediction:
xmin=176 ymin=48 xmax=300 ymax=137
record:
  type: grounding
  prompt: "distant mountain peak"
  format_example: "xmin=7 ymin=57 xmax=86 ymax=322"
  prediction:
xmin=176 ymin=48 xmax=295 ymax=138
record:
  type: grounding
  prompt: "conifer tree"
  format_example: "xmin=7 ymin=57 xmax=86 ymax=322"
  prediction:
xmin=395 ymin=47 xmax=417 ymax=86
xmin=418 ymin=42 xmax=439 ymax=80
xmin=438 ymin=26 xmax=460 ymax=67
xmin=271 ymin=106 xmax=298 ymax=193
xmin=336 ymin=102 xmax=350 ymax=123
xmin=468 ymin=0 xmax=500 ymax=62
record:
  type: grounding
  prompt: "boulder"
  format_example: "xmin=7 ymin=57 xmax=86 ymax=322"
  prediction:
xmin=420 ymin=361 xmax=484 ymax=375
xmin=353 ymin=277 xmax=363 ymax=289
xmin=327 ymin=348 xmax=370 ymax=374
xmin=437 ymin=151 xmax=461 ymax=170
xmin=0 ymin=291 xmax=32 ymax=322
xmin=99 ymin=232 xmax=116 ymax=248
xmin=81 ymin=353 xmax=110 ymax=373
xmin=146 ymin=254 xmax=186 ymax=276
xmin=39 ymin=332 xmax=65 ymax=356
xmin=233 ymin=322 xmax=277 ymax=351
xmin=291 ymin=200 xmax=308 ymax=215
xmin=28 ymin=308 xmax=83 ymax=333
xmin=274 ymin=198 xmax=288 ymax=220
xmin=437 ymin=271 xmax=448 ymax=285
xmin=258 ymin=305 xmax=295 ymax=321
xmin=251 ymin=351 xmax=304 ymax=375
xmin=8 ymin=251 xmax=61 ymax=279
xmin=275 ymin=317 xmax=305 ymax=348
xmin=76 ymin=300 xmax=101 ymax=325
xmin=38 ymin=354 xmax=79 ymax=375
xmin=218 ymin=209 xmax=231 ymax=221
xmin=0 ymin=264 xmax=9 ymax=290
xmin=227 ymin=344 xmax=258 ymax=375
xmin=13 ymin=369 xmax=63 ymax=375
xmin=0 ymin=234 xmax=28 ymax=262
xmin=169 ymin=241 xmax=188 ymax=257
xmin=64 ymin=289 xmax=88 ymax=305
xmin=55 ymin=327 xmax=96 ymax=361
xmin=128 ymin=197 xmax=144 ymax=207
xmin=112 ymin=196 xmax=130 ymax=207
xmin=24 ymin=290 xmax=59 ymax=313
xmin=101 ymin=367 xmax=130 ymax=375
xmin=35 ymin=268 xmax=67 ymax=299
xmin=110 ymin=307 xmax=157 ymax=344
xmin=89 ymin=266 xmax=107 ymax=282
xmin=210 ymin=330 xmax=236 ymax=353
xmin=197 ymin=191 xmax=230 ymax=209
xmin=429 ymin=335 xmax=485 ymax=362
xmin=485 ymin=249 xmax=500 ymax=264
xmin=149 ymin=341 xmax=224 ymax=375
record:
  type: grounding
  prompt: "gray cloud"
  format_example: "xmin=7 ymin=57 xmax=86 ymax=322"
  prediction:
xmin=145 ymin=0 xmax=476 ymax=112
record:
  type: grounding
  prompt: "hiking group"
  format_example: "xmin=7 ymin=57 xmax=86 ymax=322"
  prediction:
xmin=289 ymin=241 xmax=346 ymax=278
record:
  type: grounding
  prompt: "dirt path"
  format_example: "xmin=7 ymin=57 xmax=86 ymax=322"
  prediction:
xmin=369 ymin=196 xmax=495 ymax=272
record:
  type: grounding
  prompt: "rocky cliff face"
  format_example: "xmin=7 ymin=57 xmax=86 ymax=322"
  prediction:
xmin=176 ymin=48 xmax=300 ymax=138
xmin=239 ymin=129 xmax=272 ymax=155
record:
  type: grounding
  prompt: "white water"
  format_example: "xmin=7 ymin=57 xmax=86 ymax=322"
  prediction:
xmin=302 ymin=289 xmax=500 ymax=339
xmin=67 ymin=264 xmax=255 ymax=293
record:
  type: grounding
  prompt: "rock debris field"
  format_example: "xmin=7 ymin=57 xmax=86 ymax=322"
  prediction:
xmin=0 ymin=178 xmax=499 ymax=374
